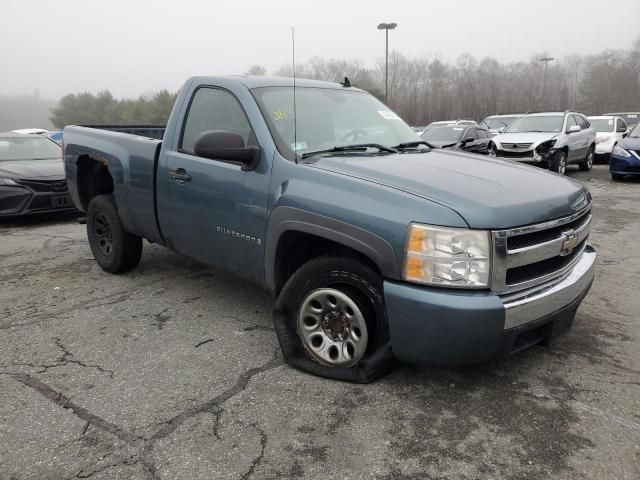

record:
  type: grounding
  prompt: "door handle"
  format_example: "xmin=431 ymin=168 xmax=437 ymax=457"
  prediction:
xmin=169 ymin=168 xmax=191 ymax=182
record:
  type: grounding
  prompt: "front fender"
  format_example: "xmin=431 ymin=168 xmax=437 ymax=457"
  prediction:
xmin=264 ymin=206 xmax=399 ymax=292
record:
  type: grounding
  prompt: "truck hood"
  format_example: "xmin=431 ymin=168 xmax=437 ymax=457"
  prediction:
xmin=0 ymin=158 xmax=65 ymax=180
xmin=308 ymin=150 xmax=589 ymax=229
xmin=493 ymin=132 xmax=558 ymax=147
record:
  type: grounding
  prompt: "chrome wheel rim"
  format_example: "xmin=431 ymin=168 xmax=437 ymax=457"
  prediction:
xmin=587 ymin=150 xmax=593 ymax=168
xmin=297 ymin=288 xmax=369 ymax=367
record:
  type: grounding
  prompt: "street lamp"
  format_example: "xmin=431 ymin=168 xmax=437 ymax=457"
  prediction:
xmin=540 ymin=56 xmax=554 ymax=108
xmin=377 ymin=22 xmax=397 ymax=103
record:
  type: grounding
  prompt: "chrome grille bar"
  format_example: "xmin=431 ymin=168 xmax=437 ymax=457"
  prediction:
xmin=491 ymin=205 xmax=591 ymax=294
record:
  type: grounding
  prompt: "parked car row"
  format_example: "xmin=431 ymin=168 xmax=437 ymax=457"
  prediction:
xmin=416 ymin=109 xmax=640 ymax=180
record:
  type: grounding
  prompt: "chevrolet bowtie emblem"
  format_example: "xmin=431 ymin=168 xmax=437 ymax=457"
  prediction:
xmin=560 ymin=229 xmax=578 ymax=256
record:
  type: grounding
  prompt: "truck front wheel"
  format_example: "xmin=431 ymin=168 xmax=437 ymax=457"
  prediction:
xmin=87 ymin=194 xmax=142 ymax=273
xmin=273 ymin=256 xmax=394 ymax=383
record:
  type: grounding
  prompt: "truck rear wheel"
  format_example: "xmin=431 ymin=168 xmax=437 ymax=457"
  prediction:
xmin=273 ymin=256 xmax=394 ymax=383
xmin=87 ymin=194 xmax=142 ymax=273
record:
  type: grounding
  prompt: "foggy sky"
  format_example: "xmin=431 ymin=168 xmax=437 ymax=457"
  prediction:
xmin=2 ymin=0 xmax=639 ymax=99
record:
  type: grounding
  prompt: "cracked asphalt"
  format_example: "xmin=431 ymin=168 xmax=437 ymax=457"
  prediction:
xmin=1 ymin=165 xmax=639 ymax=479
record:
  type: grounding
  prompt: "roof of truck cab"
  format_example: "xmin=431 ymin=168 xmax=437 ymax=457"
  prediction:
xmin=189 ymin=75 xmax=365 ymax=91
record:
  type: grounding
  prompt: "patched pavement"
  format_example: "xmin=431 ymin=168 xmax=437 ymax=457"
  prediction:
xmin=1 ymin=165 xmax=639 ymax=479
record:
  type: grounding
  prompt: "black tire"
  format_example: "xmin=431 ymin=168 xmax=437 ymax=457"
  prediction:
xmin=612 ymin=174 xmax=624 ymax=181
xmin=272 ymin=255 xmax=395 ymax=383
xmin=579 ymin=145 xmax=594 ymax=171
xmin=550 ymin=150 xmax=567 ymax=175
xmin=86 ymin=194 xmax=142 ymax=273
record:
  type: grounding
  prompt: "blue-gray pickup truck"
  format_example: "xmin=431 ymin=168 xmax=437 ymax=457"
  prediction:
xmin=63 ymin=76 xmax=596 ymax=382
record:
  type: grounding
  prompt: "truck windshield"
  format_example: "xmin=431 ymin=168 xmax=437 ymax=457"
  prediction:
xmin=0 ymin=136 xmax=61 ymax=161
xmin=505 ymin=116 xmax=564 ymax=133
xmin=252 ymin=87 xmax=421 ymax=160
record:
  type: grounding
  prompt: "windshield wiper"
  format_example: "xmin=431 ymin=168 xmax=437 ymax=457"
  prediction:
xmin=301 ymin=143 xmax=397 ymax=159
xmin=391 ymin=140 xmax=434 ymax=149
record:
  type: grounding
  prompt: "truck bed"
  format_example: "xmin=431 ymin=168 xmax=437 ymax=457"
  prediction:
xmin=63 ymin=125 xmax=164 ymax=244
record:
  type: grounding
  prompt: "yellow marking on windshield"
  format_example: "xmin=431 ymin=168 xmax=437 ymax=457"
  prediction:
xmin=273 ymin=110 xmax=289 ymax=121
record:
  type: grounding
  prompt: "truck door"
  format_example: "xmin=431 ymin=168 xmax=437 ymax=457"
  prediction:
xmin=157 ymin=86 xmax=270 ymax=283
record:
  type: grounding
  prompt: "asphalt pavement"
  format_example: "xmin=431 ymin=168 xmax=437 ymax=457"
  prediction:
xmin=1 ymin=165 xmax=638 ymax=479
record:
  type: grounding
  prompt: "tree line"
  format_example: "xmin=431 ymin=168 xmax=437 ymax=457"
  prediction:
xmin=50 ymin=90 xmax=177 ymax=128
xmin=50 ymin=36 xmax=639 ymax=128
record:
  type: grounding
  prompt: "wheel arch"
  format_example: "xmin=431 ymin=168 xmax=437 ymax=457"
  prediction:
xmin=265 ymin=207 xmax=400 ymax=295
xmin=76 ymin=155 xmax=114 ymax=211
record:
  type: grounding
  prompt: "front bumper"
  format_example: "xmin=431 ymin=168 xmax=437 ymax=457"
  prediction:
xmin=610 ymin=151 xmax=640 ymax=176
xmin=595 ymin=142 xmax=614 ymax=155
xmin=0 ymin=185 xmax=75 ymax=217
xmin=384 ymin=245 xmax=596 ymax=365
xmin=495 ymin=150 xmax=551 ymax=165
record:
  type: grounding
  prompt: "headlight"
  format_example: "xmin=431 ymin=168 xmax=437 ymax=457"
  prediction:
xmin=404 ymin=224 xmax=491 ymax=288
xmin=0 ymin=178 xmax=19 ymax=186
xmin=536 ymin=139 xmax=556 ymax=153
xmin=613 ymin=144 xmax=631 ymax=157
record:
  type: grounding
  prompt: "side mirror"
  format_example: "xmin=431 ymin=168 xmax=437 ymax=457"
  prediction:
xmin=462 ymin=136 xmax=474 ymax=144
xmin=194 ymin=131 xmax=259 ymax=171
xmin=617 ymin=126 xmax=628 ymax=133
xmin=567 ymin=125 xmax=581 ymax=134
xmin=623 ymin=130 xmax=629 ymax=138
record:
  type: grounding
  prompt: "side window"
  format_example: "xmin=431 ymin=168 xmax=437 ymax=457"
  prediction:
xmin=475 ymin=128 xmax=489 ymax=139
xmin=181 ymin=88 xmax=254 ymax=154
xmin=463 ymin=128 xmax=477 ymax=140
xmin=617 ymin=118 xmax=628 ymax=132
xmin=575 ymin=115 xmax=588 ymax=129
xmin=565 ymin=115 xmax=577 ymax=131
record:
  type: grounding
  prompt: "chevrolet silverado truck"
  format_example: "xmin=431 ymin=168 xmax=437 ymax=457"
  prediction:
xmin=63 ymin=76 xmax=596 ymax=382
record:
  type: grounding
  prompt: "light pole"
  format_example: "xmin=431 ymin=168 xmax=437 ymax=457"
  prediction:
xmin=540 ymin=56 xmax=554 ymax=108
xmin=377 ymin=22 xmax=397 ymax=103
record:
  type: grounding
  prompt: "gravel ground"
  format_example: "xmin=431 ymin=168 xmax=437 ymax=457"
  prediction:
xmin=1 ymin=164 xmax=638 ymax=480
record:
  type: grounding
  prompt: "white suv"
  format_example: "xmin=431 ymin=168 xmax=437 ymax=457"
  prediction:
xmin=491 ymin=112 xmax=596 ymax=175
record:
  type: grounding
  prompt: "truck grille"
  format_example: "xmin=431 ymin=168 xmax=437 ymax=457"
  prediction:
xmin=492 ymin=206 xmax=591 ymax=294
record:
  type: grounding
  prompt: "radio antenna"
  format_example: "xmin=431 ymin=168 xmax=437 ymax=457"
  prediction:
xmin=292 ymin=27 xmax=298 ymax=164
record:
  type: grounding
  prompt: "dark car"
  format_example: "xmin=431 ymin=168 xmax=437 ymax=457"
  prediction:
xmin=610 ymin=122 xmax=640 ymax=180
xmin=420 ymin=125 xmax=492 ymax=154
xmin=0 ymin=133 xmax=75 ymax=217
